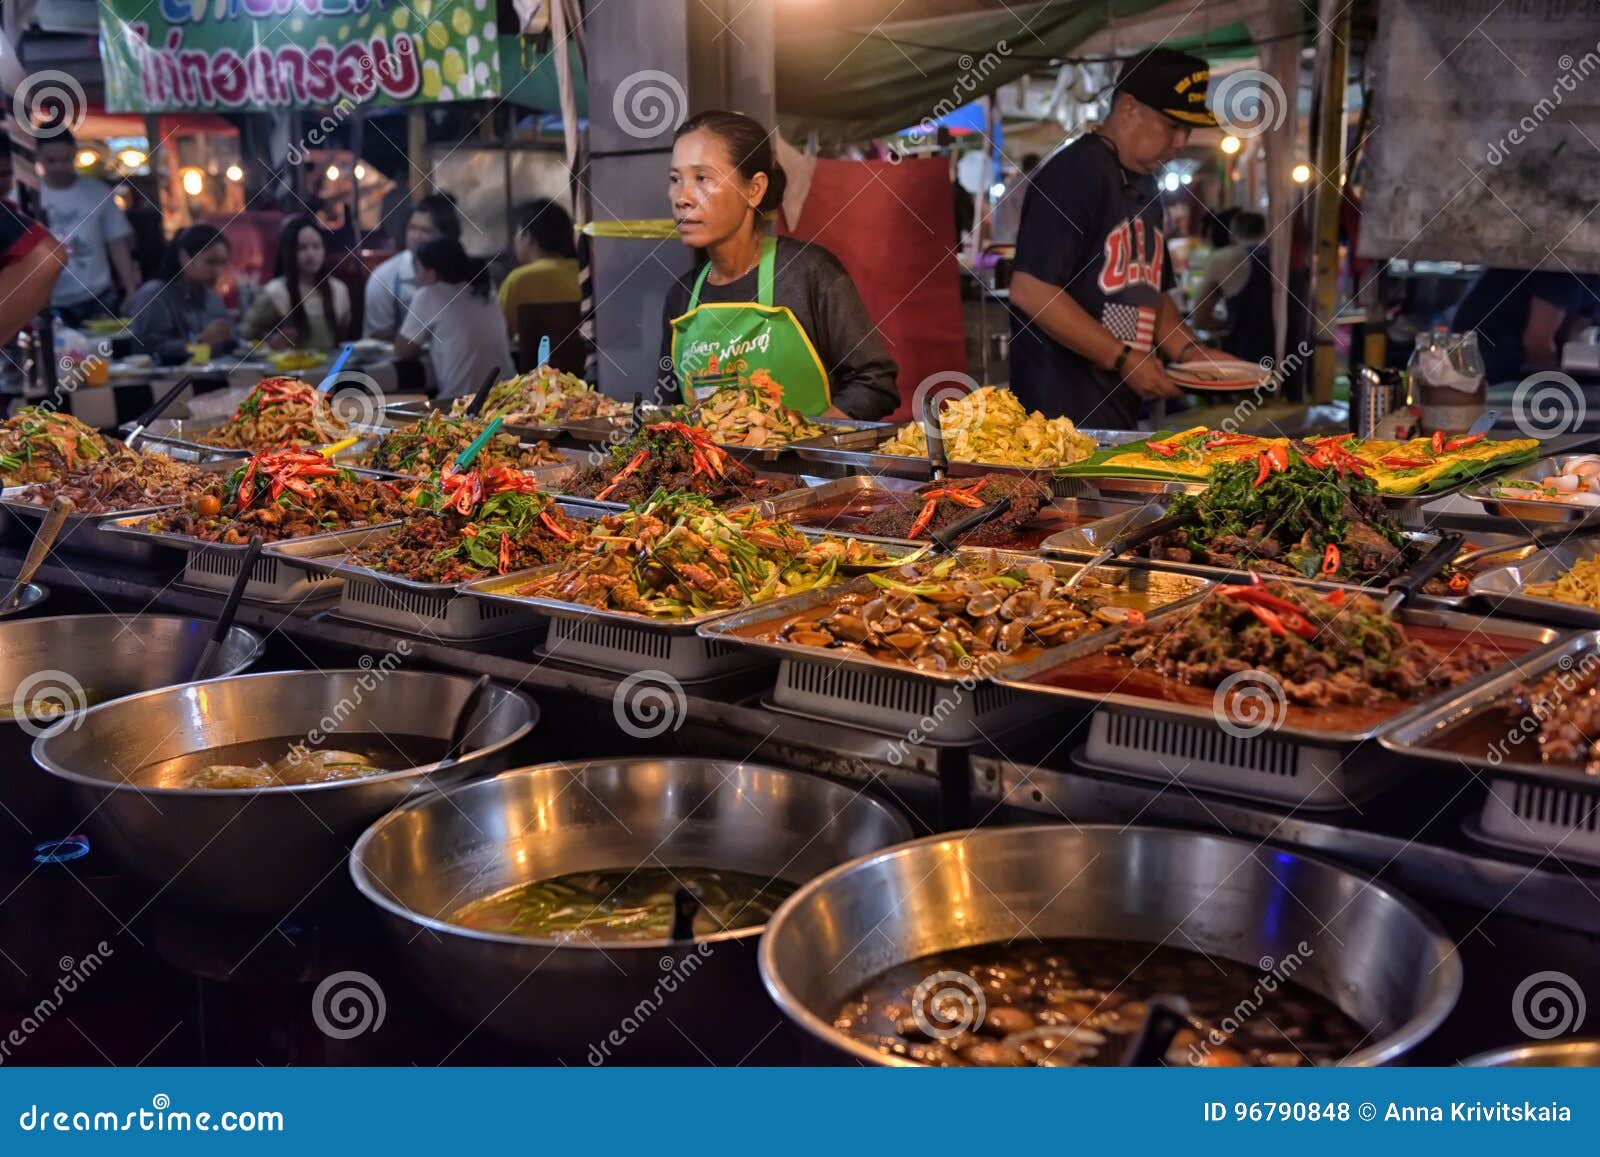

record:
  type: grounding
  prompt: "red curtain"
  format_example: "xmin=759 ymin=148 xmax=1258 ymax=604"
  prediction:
xmin=779 ymin=156 xmax=966 ymax=421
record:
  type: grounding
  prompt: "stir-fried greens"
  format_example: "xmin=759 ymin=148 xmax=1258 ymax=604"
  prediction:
xmin=357 ymin=411 xmax=561 ymax=475
xmin=448 ymin=365 xmax=623 ymax=425
xmin=881 ymin=386 xmax=1096 ymax=467
xmin=198 ymin=376 xmax=348 ymax=449
xmin=0 ymin=408 xmax=112 ymax=485
xmin=142 ymin=448 xmax=410 ymax=543
xmin=1148 ymin=457 xmax=1428 ymax=586
xmin=19 ymin=448 xmax=219 ymax=513
xmin=565 ymin=421 xmax=796 ymax=507
xmin=508 ymin=491 xmax=898 ymax=619
xmin=348 ymin=467 xmax=585 ymax=584
xmin=1109 ymin=581 xmax=1500 ymax=707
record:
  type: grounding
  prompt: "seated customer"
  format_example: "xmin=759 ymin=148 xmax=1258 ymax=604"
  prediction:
xmin=129 ymin=225 xmax=238 ymax=366
xmin=394 ymin=238 xmax=513 ymax=399
xmin=241 ymin=215 xmax=352 ymax=350
xmin=499 ymin=198 xmax=580 ymax=333
xmin=364 ymin=192 xmax=461 ymax=340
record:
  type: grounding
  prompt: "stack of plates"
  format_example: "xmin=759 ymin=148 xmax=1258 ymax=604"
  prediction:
xmin=1166 ymin=359 xmax=1272 ymax=391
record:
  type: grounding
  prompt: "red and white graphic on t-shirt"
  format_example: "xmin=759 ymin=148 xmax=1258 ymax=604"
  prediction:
xmin=1102 ymin=302 xmax=1157 ymax=351
xmin=1097 ymin=216 xmax=1166 ymax=294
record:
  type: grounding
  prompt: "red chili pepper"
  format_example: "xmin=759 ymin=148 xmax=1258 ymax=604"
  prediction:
xmin=907 ymin=498 xmax=939 ymax=538
xmin=1380 ymin=455 xmax=1433 ymax=469
xmin=1146 ymin=439 xmax=1178 ymax=458
xmin=595 ymin=449 xmax=649 ymax=501
xmin=1303 ymin=449 xmax=1330 ymax=470
xmin=1123 ymin=608 xmax=1145 ymax=628
xmin=1253 ymin=452 xmax=1274 ymax=487
xmin=498 ymin=532 xmax=512 ymax=574
xmin=1448 ymin=571 xmax=1470 ymax=594
xmin=1431 ymin=430 xmax=1446 ymax=455
xmin=1267 ymin=444 xmax=1289 ymax=471
xmin=1444 ymin=433 xmax=1486 ymax=452
xmin=1220 ymin=585 xmax=1321 ymax=627
xmin=1322 ymin=588 xmax=1346 ymax=606
xmin=1244 ymin=603 xmax=1288 ymax=636
xmin=1321 ymin=543 xmax=1341 ymax=575
xmin=539 ymin=510 xmax=576 ymax=542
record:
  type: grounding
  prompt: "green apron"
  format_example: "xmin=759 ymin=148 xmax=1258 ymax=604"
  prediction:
xmin=669 ymin=236 xmax=831 ymax=415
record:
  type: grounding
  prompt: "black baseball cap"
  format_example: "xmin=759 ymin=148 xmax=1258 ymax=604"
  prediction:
xmin=1114 ymin=47 xmax=1218 ymax=128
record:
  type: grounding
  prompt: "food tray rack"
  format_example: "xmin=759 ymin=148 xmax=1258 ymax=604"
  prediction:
xmin=995 ymin=603 xmax=1564 ymax=810
xmin=699 ymin=557 xmax=1212 ymax=745
xmin=261 ymin=499 xmax=603 ymax=640
xmin=1379 ymin=630 xmax=1600 ymax=866
xmin=100 ymin=517 xmax=403 ymax=604
xmin=1467 ymin=534 xmax=1600 ymax=628
xmin=1460 ymin=455 xmax=1600 ymax=523
xmin=458 ymin=535 xmax=928 ymax=681
xmin=0 ymin=459 xmax=240 ymax=566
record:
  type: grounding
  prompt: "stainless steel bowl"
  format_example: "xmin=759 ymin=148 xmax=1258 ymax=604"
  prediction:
xmin=0 ymin=582 xmax=48 ymax=620
xmin=760 ymin=825 xmax=1461 ymax=1066
xmin=350 ymin=758 xmax=913 ymax=1062
xmin=0 ymin=613 xmax=262 ymax=842
xmin=1461 ymin=1039 xmax=1600 ymax=1066
xmin=32 ymin=669 xmax=537 ymax=913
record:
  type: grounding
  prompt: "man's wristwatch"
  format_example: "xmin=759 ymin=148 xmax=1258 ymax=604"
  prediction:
xmin=1112 ymin=343 xmax=1133 ymax=378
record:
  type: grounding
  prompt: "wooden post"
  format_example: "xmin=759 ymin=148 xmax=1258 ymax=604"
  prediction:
xmin=407 ymin=107 xmax=428 ymax=197
xmin=1308 ymin=0 xmax=1351 ymax=404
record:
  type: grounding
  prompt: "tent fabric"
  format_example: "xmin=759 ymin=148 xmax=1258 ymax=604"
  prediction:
xmin=778 ymin=154 xmax=966 ymax=421
xmin=776 ymin=0 xmax=1172 ymax=144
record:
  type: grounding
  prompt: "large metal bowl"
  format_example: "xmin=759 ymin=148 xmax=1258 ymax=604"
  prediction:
xmin=0 ymin=582 xmax=48 ymax=620
xmin=351 ymin=758 xmax=913 ymax=1063
xmin=1461 ymin=1039 xmax=1600 ymax=1066
xmin=32 ymin=669 xmax=537 ymax=914
xmin=0 ymin=613 xmax=262 ymax=843
xmin=760 ymin=825 xmax=1462 ymax=1066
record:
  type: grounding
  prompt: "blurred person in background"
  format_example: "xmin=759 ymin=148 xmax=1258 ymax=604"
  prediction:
xmin=1191 ymin=210 xmax=1275 ymax=364
xmin=129 ymin=225 xmax=237 ymax=365
xmin=1450 ymin=268 xmax=1600 ymax=383
xmin=394 ymin=237 xmax=512 ymax=399
xmin=35 ymin=131 xmax=141 ymax=323
xmin=988 ymin=152 xmax=1040 ymax=247
xmin=241 ymin=215 xmax=352 ymax=350
xmin=0 ymin=194 xmax=65 ymax=346
xmin=498 ymin=198 xmax=580 ymax=333
xmin=364 ymin=192 xmax=461 ymax=340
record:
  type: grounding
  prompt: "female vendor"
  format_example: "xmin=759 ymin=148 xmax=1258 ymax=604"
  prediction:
xmin=659 ymin=110 xmax=898 ymax=420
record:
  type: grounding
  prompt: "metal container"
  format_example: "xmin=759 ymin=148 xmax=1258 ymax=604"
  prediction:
xmin=1461 ymin=1040 xmax=1600 ymax=1066
xmin=1467 ymin=534 xmax=1600 ymax=628
xmin=759 ymin=824 xmax=1462 ymax=1066
xmin=1465 ymin=455 xmax=1600 ymax=523
xmin=386 ymin=396 xmax=597 ymax=442
xmin=793 ymin=427 xmax=1145 ymax=486
xmin=996 ymin=602 xmax=1563 ymax=809
xmin=1351 ymin=366 xmax=1402 ymax=439
xmin=0 ymin=614 xmax=263 ymax=842
xmin=125 ymin=415 xmax=387 ymax=464
xmin=349 ymin=757 xmax=913 ymax=1062
xmin=31 ymin=670 xmax=538 ymax=913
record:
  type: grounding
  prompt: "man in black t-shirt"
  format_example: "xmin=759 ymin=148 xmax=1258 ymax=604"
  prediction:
xmin=1009 ymin=47 xmax=1232 ymax=429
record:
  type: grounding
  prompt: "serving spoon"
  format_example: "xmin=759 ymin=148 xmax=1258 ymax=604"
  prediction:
xmin=1 ymin=496 xmax=72 ymax=612
xmin=189 ymin=534 xmax=261 ymax=681
xmin=1119 ymin=995 xmax=1193 ymax=1066
xmin=464 ymin=365 xmax=503 ymax=417
xmin=436 ymin=674 xmax=494 ymax=769
xmin=1062 ymin=509 xmax=1190 ymax=591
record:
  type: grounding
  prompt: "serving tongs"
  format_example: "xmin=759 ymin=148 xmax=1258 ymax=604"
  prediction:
xmin=1118 ymin=995 xmax=1192 ymax=1066
xmin=123 ymin=377 xmax=193 ymax=449
xmin=189 ymin=534 xmax=261 ymax=681
xmin=1453 ymin=515 xmax=1600 ymax=569
xmin=1379 ymin=530 xmax=1463 ymax=616
xmin=1 ymin=496 xmax=72 ymax=611
xmin=921 ymin=389 xmax=950 ymax=482
xmin=928 ymin=497 xmax=1011 ymax=554
xmin=1062 ymin=510 xmax=1191 ymax=591
xmin=464 ymin=365 xmax=502 ymax=417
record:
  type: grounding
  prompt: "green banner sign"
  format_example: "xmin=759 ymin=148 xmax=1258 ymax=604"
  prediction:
xmin=99 ymin=0 xmax=503 ymax=112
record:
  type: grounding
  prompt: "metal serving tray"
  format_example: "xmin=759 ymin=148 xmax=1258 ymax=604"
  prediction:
xmin=100 ymin=516 xmax=403 ymax=604
xmin=561 ymin=410 xmax=890 ymax=466
xmin=1042 ymin=501 xmax=1455 ymax=601
xmin=458 ymin=534 xmax=927 ymax=680
xmin=698 ymin=558 xmax=1211 ymax=744
xmin=1462 ymin=455 xmax=1600 ymax=523
xmin=788 ymin=426 xmax=1145 ymax=488
xmin=1378 ymin=631 xmax=1600 ymax=865
xmin=995 ymin=602 xmax=1563 ymax=810
xmin=382 ymin=396 xmax=620 ymax=444
xmin=263 ymin=499 xmax=600 ymax=640
xmin=1468 ymin=533 xmax=1600 ymax=628
xmin=126 ymin=414 xmax=387 ymax=464
xmin=0 ymin=458 xmax=241 ymax=566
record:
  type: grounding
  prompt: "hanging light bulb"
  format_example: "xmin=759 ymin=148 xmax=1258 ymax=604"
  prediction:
xmin=180 ymin=167 xmax=205 ymax=196
xmin=1291 ymin=162 xmax=1313 ymax=184
xmin=353 ymin=163 xmax=367 ymax=180
xmin=224 ymin=163 xmax=244 ymax=182
xmin=1220 ymin=135 xmax=1241 ymax=155
xmin=325 ymin=164 xmax=340 ymax=182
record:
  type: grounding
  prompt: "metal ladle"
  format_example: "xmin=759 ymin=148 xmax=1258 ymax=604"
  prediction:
xmin=1 ymin=496 xmax=72 ymax=612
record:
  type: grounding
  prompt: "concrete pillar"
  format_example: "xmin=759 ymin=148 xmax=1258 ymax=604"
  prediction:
xmin=584 ymin=0 xmax=775 ymax=397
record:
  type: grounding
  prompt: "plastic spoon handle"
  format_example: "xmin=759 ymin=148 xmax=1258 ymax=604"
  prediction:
xmin=3 ymin=496 xmax=72 ymax=610
xmin=536 ymin=334 xmax=551 ymax=367
xmin=316 ymin=343 xmax=355 ymax=393
xmin=124 ymin=377 xmax=193 ymax=447
xmin=465 ymin=365 xmax=502 ymax=416
xmin=1381 ymin=530 xmax=1464 ymax=617
xmin=452 ymin=415 xmax=504 ymax=471
xmin=442 ymin=674 xmax=493 ymax=764
xmin=190 ymin=534 xmax=261 ymax=681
